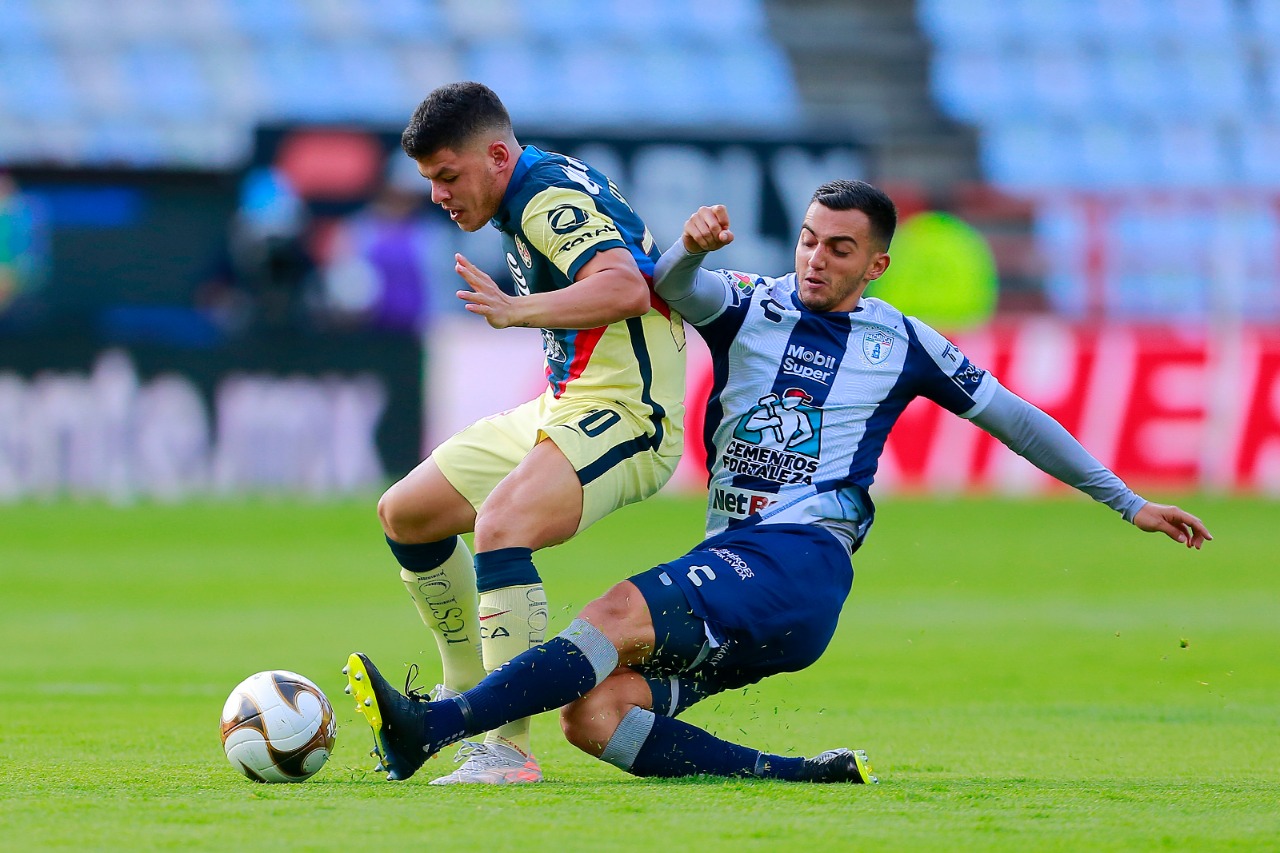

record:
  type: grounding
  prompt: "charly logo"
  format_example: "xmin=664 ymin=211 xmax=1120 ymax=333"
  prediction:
xmin=862 ymin=329 xmax=894 ymax=365
xmin=514 ymin=234 xmax=532 ymax=268
xmin=505 ymin=252 xmax=529 ymax=295
xmin=720 ymin=389 xmax=822 ymax=485
xmin=548 ymin=204 xmax=589 ymax=234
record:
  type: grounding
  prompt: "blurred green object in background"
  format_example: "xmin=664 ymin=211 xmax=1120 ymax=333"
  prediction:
xmin=868 ymin=210 xmax=998 ymax=331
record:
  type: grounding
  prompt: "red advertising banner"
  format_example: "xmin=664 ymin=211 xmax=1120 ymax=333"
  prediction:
xmin=429 ymin=318 xmax=1280 ymax=496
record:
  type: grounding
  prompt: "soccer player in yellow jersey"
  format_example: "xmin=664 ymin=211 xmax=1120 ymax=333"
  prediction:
xmin=373 ymin=82 xmax=685 ymax=784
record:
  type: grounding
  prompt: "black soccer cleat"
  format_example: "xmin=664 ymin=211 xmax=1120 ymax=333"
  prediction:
xmin=799 ymin=748 xmax=879 ymax=784
xmin=343 ymin=652 xmax=436 ymax=781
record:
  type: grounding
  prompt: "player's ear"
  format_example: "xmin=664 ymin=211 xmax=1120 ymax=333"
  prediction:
xmin=488 ymin=140 xmax=512 ymax=170
xmin=867 ymin=252 xmax=890 ymax=281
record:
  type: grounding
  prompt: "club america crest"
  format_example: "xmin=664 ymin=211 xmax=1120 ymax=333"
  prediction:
xmin=862 ymin=330 xmax=894 ymax=365
xmin=515 ymin=235 xmax=532 ymax=268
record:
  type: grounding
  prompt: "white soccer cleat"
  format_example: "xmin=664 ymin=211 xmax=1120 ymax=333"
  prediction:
xmin=429 ymin=740 xmax=542 ymax=785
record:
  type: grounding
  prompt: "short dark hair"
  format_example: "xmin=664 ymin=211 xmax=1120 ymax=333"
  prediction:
xmin=811 ymin=180 xmax=897 ymax=249
xmin=400 ymin=81 xmax=513 ymax=160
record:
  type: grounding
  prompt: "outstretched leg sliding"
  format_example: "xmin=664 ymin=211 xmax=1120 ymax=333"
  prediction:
xmin=346 ymin=548 xmax=877 ymax=785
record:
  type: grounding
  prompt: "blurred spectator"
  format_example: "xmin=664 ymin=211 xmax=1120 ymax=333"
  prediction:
xmin=319 ymin=178 xmax=446 ymax=335
xmin=196 ymin=167 xmax=315 ymax=335
xmin=0 ymin=173 xmax=49 ymax=323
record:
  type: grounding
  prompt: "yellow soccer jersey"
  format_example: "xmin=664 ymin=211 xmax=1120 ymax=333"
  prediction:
xmin=491 ymin=146 xmax=686 ymax=445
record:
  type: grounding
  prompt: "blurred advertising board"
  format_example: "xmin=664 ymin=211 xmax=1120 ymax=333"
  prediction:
xmin=428 ymin=316 xmax=1280 ymax=495
xmin=0 ymin=331 xmax=422 ymax=501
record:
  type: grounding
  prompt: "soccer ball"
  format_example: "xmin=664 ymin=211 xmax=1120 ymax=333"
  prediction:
xmin=219 ymin=670 xmax=336 ymax=783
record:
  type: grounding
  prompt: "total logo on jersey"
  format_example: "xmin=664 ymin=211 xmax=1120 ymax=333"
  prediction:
xmin=722 ymin=389 xmax=822 ymax=484
xmin=556 ymin=223 xmax=619 ymax=257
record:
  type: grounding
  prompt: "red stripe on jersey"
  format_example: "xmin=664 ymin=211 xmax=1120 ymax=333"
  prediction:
xmin=554 ymin=325 xmax=608 ymax=399
xmin=645 ymin=273 xmax=673 ymax=320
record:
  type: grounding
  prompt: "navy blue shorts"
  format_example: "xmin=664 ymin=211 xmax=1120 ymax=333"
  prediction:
xmin=628 ymin=522 xmax=853 ymax=717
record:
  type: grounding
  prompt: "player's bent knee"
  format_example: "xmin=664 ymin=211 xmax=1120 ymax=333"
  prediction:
xmin=377 ymin=485 xmax=422 ymax=542
xmin=578 ymin=582 xmax=654 ymax=657
xmin=560 ymin=692 xmax=626 ymax=756
xmin=376 ymin=489 xmax=400 ymax=537
xmin=378 ymin=469 xmax=476 ymax=544
xmin=473 ymin=497 xmax=578 ymax=552
xmin=560 ymin=670 xmax=649 ymax=756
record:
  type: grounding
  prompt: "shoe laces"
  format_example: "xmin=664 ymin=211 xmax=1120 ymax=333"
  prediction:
xmin=403 ymin=663 xmax=431 ymax=703
xmin=449 ymin=740 xmax=488 ymax=765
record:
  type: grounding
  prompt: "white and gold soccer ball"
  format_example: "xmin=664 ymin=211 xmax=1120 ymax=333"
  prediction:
xmin=219 ymin=670 xmax=336 ymax=783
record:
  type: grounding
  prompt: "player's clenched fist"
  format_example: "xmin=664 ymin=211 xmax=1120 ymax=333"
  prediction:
xmin=682 ymin=204 xmax=735 ymax=254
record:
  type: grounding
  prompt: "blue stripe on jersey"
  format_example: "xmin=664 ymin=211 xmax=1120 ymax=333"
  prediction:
xmin=548 ymin=328 xmax=572 ymax=395
xmin=700 ymin=305 xmax=751 ymax=482
xmin=768 ymin=311 xmax=852 ymax=407
xmin=576 ymin=317 xmax=664 ymax=486
xmin=730 ymin=309 xmax=852 ymax=493
xmin=846 ymin=317 xmax=933 ymax=489
xmin=625 ymin=314 xmax=666 ymax=438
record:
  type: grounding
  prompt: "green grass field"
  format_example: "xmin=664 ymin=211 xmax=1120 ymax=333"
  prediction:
xmin=1 ymin=494 xmax=1276 ymax=851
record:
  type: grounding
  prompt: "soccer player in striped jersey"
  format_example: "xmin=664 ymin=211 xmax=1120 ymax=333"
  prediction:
xmin=347 ymin=180 xmax=1210 ymax=784
xmin=372 ymin=82 xmax=685 ymax=784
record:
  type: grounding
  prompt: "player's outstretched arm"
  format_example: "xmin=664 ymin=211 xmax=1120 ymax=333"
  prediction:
xmin=1132 ymin=502 xmax=1213 ymax=549
xmin=454 ymin=249 xmax=649 ymax=329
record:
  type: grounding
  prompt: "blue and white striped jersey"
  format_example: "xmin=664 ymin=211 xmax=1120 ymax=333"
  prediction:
xmin=689 ymin=268 xmax=998 ymax=551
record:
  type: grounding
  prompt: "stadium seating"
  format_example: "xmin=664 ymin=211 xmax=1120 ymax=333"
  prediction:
xmin=0 ymin=0 xmax=797 ymax=168
xmin=920 ymin=0 xmax=1280 ymax=317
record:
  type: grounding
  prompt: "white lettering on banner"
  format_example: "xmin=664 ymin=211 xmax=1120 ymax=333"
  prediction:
xmin=0 ymin=350 xmax=387 ymax=501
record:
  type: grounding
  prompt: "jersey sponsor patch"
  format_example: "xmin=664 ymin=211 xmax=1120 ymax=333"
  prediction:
xmin=708 ymin=547 xmax=755 ymax=579
xmin=555 ymin=223 xmax=619 ymax=258
xmin=782 ymin=342 xmax=837 ymax=385
xmin=709 ymin=486 xmax=778 ymax=520
xmin=952 ymin=358 xmax=987 ymax=394
xmin=548 ymin=204 xmax=589 ymax=234
xmin=721 ymin=390 xmax=822 ymax=484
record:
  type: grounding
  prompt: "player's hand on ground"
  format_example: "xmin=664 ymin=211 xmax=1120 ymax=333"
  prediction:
xmin=1133 ymin=502 xmax=1213 ymax=549
xmin=455 ymin=253 xmax=522 ymax=329
xmin=682 ymin=205 xmax=734 ymax=254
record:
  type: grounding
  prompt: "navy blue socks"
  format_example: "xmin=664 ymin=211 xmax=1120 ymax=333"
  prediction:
xmin=420 ymin=618 xmax=617 ymax=755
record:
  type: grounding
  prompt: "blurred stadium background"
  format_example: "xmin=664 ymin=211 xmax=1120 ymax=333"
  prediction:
xmin=2 ymin=0 xmax=1279 ymax=503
